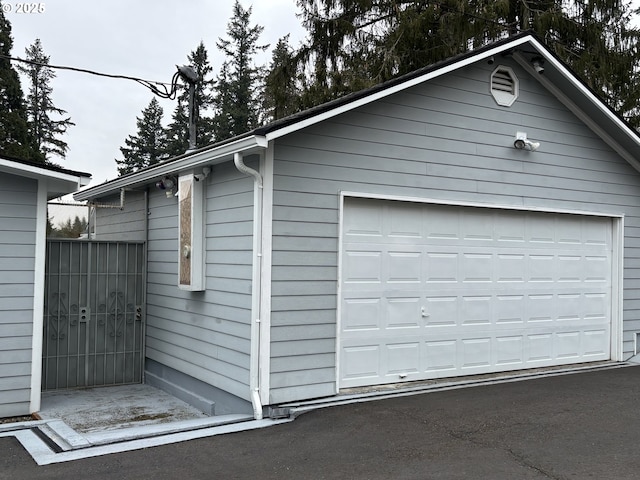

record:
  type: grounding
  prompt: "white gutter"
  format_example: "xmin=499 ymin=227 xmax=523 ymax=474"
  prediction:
xmin=74 ymin=134 xmax=268 ymax=201
xmin=234 ymin=152 xmax=265 ymax=420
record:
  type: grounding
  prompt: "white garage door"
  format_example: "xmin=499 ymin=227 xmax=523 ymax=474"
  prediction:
xmin=339 ymin=197 xmax=612 ymax=389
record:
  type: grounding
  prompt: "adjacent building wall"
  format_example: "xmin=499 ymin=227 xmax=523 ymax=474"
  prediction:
xmin=0 ymin=173 xmax=37 ymax=417
xmin=93 ymin=190 xmax=146 ymax=241
xmin=268 ymin=57 xmax=640 ymax=404
xmin=143 ymin=161 xmax=257 ymax=414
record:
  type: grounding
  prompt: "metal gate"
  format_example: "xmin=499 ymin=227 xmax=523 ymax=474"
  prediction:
xmin=42 ymin=240 xmax=145 ymax=390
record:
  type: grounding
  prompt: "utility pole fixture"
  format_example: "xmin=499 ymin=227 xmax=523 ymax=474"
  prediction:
xmin=176 ymin=65 xmax=199 ymax=152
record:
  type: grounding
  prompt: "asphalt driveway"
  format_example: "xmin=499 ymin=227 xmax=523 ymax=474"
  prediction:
xmin=3 ymin=364 xmax=640 ymax=479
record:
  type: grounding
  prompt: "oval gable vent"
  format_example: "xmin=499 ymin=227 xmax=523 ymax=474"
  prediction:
xmin=490 ymin=66 xmax=518 ymax=107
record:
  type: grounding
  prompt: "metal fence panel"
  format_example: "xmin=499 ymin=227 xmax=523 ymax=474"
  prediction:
xmin=43 ymin=240 xmax=145 ymax=390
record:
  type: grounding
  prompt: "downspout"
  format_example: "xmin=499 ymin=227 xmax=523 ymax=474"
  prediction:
xmin=234 ymin=152 xmax=264 ymax=420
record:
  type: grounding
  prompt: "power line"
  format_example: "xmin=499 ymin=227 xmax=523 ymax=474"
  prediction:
xmin=0 ymin=53 xmax=182 ymax=99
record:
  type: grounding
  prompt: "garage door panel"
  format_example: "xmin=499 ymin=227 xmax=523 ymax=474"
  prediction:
xmin=586 ymin=256 xmax=609 ymax=281
xmin=527 ymin=334 xmax=554 ymax=362
xmin=462 ymin=253 xmax=493 ymax=283
xmin=495 ymin=295 xmax=526 ymax=323
xmin=340 ymin=198 xmax=613 ymax=389
xmin=388 ymin=251 xmax=422 ymax=282
xmin=461 ymin=338 xmax=492 ymax=368
xmin=425 ymin=252 xmax=458 ymax=283
xmin=556 ymin=331 xmax=581 ymax=358
xmin=425 ymin=341 xmax=457 ymax=371
xmin=461 ymin=296 xmax=492 ymax=325
xmin=495 ymin=335 xmax=524 ymax=365
xmin=461 ymin=212 xmax=494 ymax=241
xmin=424 ymin=296 xmax=458 ymax=326
xmin=343 ymin=250 xmax=382 ymax=283
xmin=342 ymin=298 xmax=381 ymax=330
xmin=497 ymin=254 xmax=526 ymax=282
xmin=425 ymin=205 xmax=460 ymax=241
xmin=584 ymin=329 xmax=609 ymax=356
xmin=386 ymin=343 xmax=420 ymax=375
xmin=342 ymin=345 xmax=380 ymax=381
xmin=387 ymin=297 xmax=422 ymax=329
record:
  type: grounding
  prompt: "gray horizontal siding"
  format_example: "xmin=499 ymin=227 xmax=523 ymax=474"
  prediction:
xmin=145 ymin=161 xmax=255 ymax=402
xmin=94 ymin=190 xmax=146 ymax=241
xmin=0 ymin=173 xmax=37 ymax=416
xmin=268 ymin=57 xmax=640 ymax=404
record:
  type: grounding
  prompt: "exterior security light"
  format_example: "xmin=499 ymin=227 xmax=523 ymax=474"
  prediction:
xmin=531 ymin=57 xmax=545 ymax=74
xmin=514 ymin=132 xmax=540 ymax=151
xmin=156 ymin=176 xmax=177 ymax=198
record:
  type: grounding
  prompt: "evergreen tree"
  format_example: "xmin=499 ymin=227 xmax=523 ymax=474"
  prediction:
xmin=212 ymin=1 xmax=268 ymax=141
xmin=17 ymin=39 xmax=74 ymax=161
xmin=164 ymin=42 xmax=215 ymax=156
xmin=116 ymin=97 xmax=167 ymax=176
xmin=46 ymin=213 xmax=55 ymax=236
xmin=290 ymin=0 xmax=640 ymax=127
xmin=0 ymin=4 xmax=35 ymax=160
xmin=263 ymin=36 xmax=303 ymax=121
xmin=49 ymin=215 xmax=88 ymax=238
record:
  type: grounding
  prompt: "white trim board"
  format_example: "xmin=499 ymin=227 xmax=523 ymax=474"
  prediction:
xmin=340 ymin=191 xmax=625 ymax=219
xmin=29 ymin=180 xmax=48 ymax=413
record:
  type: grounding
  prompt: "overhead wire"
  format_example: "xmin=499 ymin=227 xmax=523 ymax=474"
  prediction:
xmin=0 ymin=53 xmax=183 ymax=99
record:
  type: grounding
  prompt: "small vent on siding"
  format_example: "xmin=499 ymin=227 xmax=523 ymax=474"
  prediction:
xmin=492 ymin=70 xmax=514 ymax=93
xmin=490 ymin=66 xmax=519 ymax=107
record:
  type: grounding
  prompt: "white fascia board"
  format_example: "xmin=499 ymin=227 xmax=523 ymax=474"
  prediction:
xmin=525 ymin=37 xmax=640 ymax=146
xmin=265 ymin=36 xmax=537 ymax=141
xmin=74 ymin=135 xmax=268 ymax=201
xmin=513 ymin=46 xmax=640 ymax=172
xmin=0 ymin=159 xmax=89 ymax=193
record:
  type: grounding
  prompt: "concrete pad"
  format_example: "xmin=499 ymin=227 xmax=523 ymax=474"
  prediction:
xmin=39 ymin=384 xmax=208 ymax=433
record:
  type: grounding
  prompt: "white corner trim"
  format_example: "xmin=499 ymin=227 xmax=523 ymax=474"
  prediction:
xmin=335 ymin=193 xmax=348 ymax=393
xmin=611 ymin=216 xmax=625 ymax=361
xmin=30 ymin=180 xmax=47 ymax=413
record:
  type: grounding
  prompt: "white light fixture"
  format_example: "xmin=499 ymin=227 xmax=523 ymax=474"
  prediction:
xmin=514 ymin=132 xmax=540 ymax=151
xmin=156 ymin=176 xmax=177 ymax=198
xmin=531 ymin=57 xmax=545 ymax=74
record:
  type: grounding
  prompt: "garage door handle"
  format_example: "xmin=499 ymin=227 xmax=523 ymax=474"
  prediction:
xmin=421 ymin=307 xmax=430 ymax=318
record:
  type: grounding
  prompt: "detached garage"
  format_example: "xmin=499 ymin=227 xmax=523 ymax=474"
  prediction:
xmin=339 ymin=197 xmax=618 ymax=388
xmin=76 ymin=32 xmax=640 ymax=418
xmin=0 ymin=156 xmax=90 ymax=417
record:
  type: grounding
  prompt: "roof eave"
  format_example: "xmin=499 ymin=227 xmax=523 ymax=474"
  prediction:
xmin=262 ymin=34 xmax=539 ymax=142
xmin=512 ymin=39 xmax=640 ymax=172
xmin=74 ymin=134 xmax=268 ymax=201
xmin=0 ymin=157 xmax=91 ymax=199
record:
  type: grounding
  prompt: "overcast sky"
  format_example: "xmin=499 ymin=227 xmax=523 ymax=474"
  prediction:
xmin=7 ymin=1 xmax=639 ymax=224
xmin=8 ymin=0 xmax=305 ymax=189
